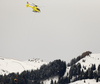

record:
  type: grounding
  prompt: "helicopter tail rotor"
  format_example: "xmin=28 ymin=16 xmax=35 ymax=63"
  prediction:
xmin=26 ymin=2 xmax=29 ymax=8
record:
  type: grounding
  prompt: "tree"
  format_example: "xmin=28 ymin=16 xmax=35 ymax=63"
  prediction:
xmin=91 ymin=64 xmax=96 ymax=70
xmin=96 ymin=77 xmax=98 ymax=82
xmin=93 ymin=71 xmax=98 ymax=79
xmin=98 ymin=65 xmax=100 ymax=71
xmin=88 ymin=68 xmax=93 ymax=79
xmin=81 ymin=51 xmax=92 ymax=57
xmin=54 ymin=80 xmax=56 ymax=84
xmin=41 ymin=81 xmax=44 ymax=84
xmin=84 ymin=70 xmax=88 ymax=79
xmin=51 ymin=79 xmax=53 ymax=84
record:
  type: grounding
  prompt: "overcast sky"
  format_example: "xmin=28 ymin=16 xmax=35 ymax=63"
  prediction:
xmin=0 ymin=0 xmax=100 ymax=62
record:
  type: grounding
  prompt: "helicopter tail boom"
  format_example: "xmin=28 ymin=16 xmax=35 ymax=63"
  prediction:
xmin=26 ymin=2 xmax=29 ymax=8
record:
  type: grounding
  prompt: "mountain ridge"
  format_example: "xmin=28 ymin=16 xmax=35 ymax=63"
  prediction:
xmin=0 ymin=56 xmax=46 ymax=75
xmin=1 ymin=51 xmax=100 ymax=84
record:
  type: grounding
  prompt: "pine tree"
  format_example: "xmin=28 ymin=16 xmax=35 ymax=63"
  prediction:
xmin=98 ymin=65 xmax=100 ymax=71
xmin=54 ymin=80 xmax=56 ymax=84
xmin=41 ymin=81 xmax=44 ymax=84
xmin=96 ymin=77 xmax=98 ymax=82
xmin=88 ymin=68 xmax=93 ymax=79
xmin=51 ymin=79 xmax=53 ymax=84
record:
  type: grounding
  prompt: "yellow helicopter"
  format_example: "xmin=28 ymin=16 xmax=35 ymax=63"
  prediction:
xmin=26 ymin=2 xmax=40 ymax=12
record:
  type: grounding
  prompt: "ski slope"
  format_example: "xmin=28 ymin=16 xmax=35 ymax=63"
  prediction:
xmin=70 ymin=79 xmax=100 ymax=84
xmin=0 ymin=57 xmax=46 ymax=75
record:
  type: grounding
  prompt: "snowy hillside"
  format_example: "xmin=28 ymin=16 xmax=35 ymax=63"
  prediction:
xmin=70 ymin=79 xmax=100 ymax=84
xmin=64 ymin=53 xmax=100 ymax=77
xmin=77 ymin=53 xmax=100 ymax=71
xmin=1 ymin=53 xmax=100 ymax=84
xmin=41 ymin=53 xmax=100 ymax=84
xmin=0 ymin=57 xmax=46 ymax=75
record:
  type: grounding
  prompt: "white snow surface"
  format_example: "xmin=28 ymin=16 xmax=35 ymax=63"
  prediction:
xmin=77 ymin=53 xmax=100 ymax=71
xmin=70 ymin=79 xmax=100 ymax=84
xmin=0 ymin=57 xmax=46 ymax=75
xmin=42 ymin=76 xmax=58 ymax=84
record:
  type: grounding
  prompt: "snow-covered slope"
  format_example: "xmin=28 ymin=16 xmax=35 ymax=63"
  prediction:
xmin=0 ymin=57 xmax=46 ymax=75
xmin=42 ymin=53 xmax=100 ymax=84
xmin=1 ymin=53 xmax=100 ymax=84
xmin=77 ymin=53 xmax=100 ymax=71
xmin=70 ymin=79 xmax=100 ymax=84
xmin=64 ymin=53 xmax=100 ymax=77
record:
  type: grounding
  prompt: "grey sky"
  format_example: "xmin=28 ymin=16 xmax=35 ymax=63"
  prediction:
xmin=0 ymin=0 xmax=100 ymax=62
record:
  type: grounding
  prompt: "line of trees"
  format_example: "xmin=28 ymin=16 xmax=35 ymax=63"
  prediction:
xmin=0 ymin=59 xmax=66 ymax=84
xmin=67 ymin=51 xmax=92 ymax=66
xmin=1 ymin=51 xmax=100 ymax=84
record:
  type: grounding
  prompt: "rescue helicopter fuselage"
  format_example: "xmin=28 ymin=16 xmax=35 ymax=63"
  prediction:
xmin=26 ymin=2 xmax=40 ymax=12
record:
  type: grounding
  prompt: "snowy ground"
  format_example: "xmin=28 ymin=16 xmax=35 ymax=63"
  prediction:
xmin=0 ymin=57 xmax=46 ymax=75
xmin=42 ymin=76 xmax=58 ymax=84
xmin=64 ymin=53 xmax=100 ymax=77
xmin=77 ymin=53 xmax=100 ymax=71
xmin=70 ymin=79 xmax=100 ymax=84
